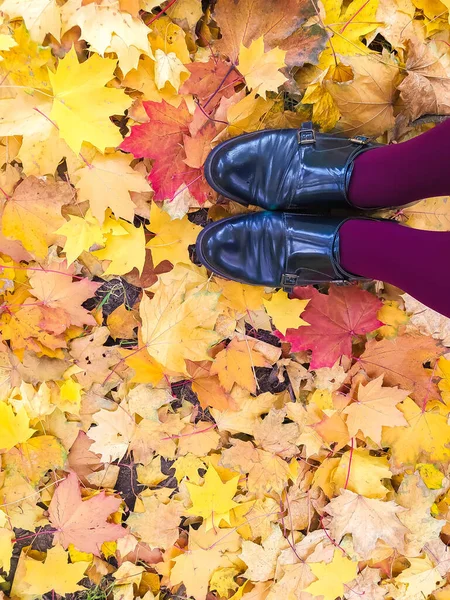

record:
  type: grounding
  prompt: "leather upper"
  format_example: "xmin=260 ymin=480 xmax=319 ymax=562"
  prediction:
xmin=204 ymin=123 xmax=382 ymax=211
xmin=196 ymin=211 xmax=370 ymax=291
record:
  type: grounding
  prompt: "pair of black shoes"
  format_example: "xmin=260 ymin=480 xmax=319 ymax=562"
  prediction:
xmin=196 ymin=122 xmax=385 ymax=292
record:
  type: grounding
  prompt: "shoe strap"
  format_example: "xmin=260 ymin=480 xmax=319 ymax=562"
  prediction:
xmin=281 ymin=215 xmax=368 ymax=293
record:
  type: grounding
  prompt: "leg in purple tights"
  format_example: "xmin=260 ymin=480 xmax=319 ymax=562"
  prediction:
xmin=348 ymin=119 xmax=450 ymax=209
xmin=339 ymin=219 xmax=450 ymax=318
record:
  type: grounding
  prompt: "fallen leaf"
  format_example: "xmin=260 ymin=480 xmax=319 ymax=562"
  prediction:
xmin=279 ymin=285 xmax=382 ymax=368
xmin=49 ymin=470 xmax=127 ymax=555
xmin=22 ymin=545 xmax=90 ymax=596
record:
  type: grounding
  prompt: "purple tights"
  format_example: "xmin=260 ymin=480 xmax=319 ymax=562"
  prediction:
xmin=339 ymin=119 xmax=450 ymax=318
xmin=339 ymin=220 xmax=450 ymax=318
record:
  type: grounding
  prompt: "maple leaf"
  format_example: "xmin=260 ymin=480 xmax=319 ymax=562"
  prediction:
xmin=87 ymin=405 xmax=136 ymax=462
xmin=398 ymin=37 xmax=450 ymax=121
xmin=0 ymin=403 xmax=35 ymax=452
xmin=211 ymin=388 xmax=278 ymax=436
xmin=326 ymin=53 xmax=402 ymax=137
xmin=120 ymin=100 xmax=211 ymax=203
xmin=180 ymin=57 xmax=237 ymax=108
xmin=303 ymin=550 xmax=358 ymax=600
xmin=185 ymin=463 xmax=240 ymax=530
xmin=321 ymin=0 xmax=380 ymax=59
xmin=278 ymin=285 xmax=382 ymax=369
xmin=382 ymin=397 xmax=450 ymax=469
xmin=1 ymin=0 xmax=61 ymax=42
xmin=263 ymin=290 xmax=309 ymax=335
xmin=253 ymin=408 xmax=300 ymax=459
xmin=139 ymin=271 xmax=220 ymax=374
xmin=0 ymin=24 xmax=54 ymax=91
xmin=72 ymin=152 xmax=151 ymax=224
xmin=49 ymin=470 xmax=127 ymax=555
xmin=220 ymin=439 xmax=291 ymax=497
xmin=213 ymin=0 xmax=327 ymax=68
xmin=127 ymin=495 xmax=183 ymax=550
xmin=22 ymin=545 xmax=90 ymax=596
xmin=237 ymin=36 xmax=287 ymax=98
xmin=326 ymin=489 xmax=407 ymax=559
xmin=395 ymin=556 xmax=445 ymax=600
xmin=93 ymin=218 xmax=146 ymax=276
xmin=401 ymin=197 xmax=450 ymax=232
xmin=154 ymin=48 xmax=190 ymax=91
xmin=49 ymin=48 xmax=131 ymax=154
xmin=3 ymin=435 xmax=66 ymax=485
xmin=210 ymin=338 xmax=272 ymax=394
xmin=343 ymin=375 xmax=409 ymax=444
xmin=396 ymin=472 xmax=444 ymax=556
xmin=2 ymin=176 xmax=74 ymax=260
xmin=348 ymin=334 xmax=443 ymax=404
xmin=315 ymin=448 xmax=392 ymax=498
xmin=239 ymin=524 xmax=285 ymax=582
xmin=28 ymin=261 xmax=100 ymax=330
xmin=146 ymin=202 xmax=201 ymax=267
xmin=56 ymin=209 xmax=105 ymax=265
xmin=61 ymin=0 xmax=152 ymax=74
xmin=170 ymin=547 xmax=223 ymax=600
xmin=186 ymin=360 xmax=234 ymax=411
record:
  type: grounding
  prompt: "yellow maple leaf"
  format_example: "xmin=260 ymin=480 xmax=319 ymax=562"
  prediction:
xmin=72 ymin=152 xmax=151 ymax=223
xmin=56 ymin=209 xmax=105 ymax=265
xmin=122 ymin=55 xmax=181 ymax=105
xmin=395 ymin=556 xmax=445 ymax=599
xmin=301 ymin=82 xmax=341 ymax=131
xmin=147 ymin=202 xmax=201 ymax=267
xmin=93 ymin=219 xmax=146 ymax=275
xmin=3 ymin=435 xmax=66 ymax=485
xmin=22 ymin=545 xmax=90 ymax=596
xmin=320 ymin=0 xmax=380 ymax=69
xmin=49 ymin=48 xmax=131 ymax=154
xmin=140 ymin=270 xmax=220 ymax=374
xmin=211 ymin=338 xmax=271 ymax=394
xmin=217 ymin=278 xmax=269 ymax=314
xmin=172 ymin=454 xmax=206 ymax=484
xmin=227 ymin=89 xmax=275 ymax=136
xmin=263 ymin=290 xmax=309 ymax=335
xmin=0 ymin=403 xmax=35 ymax=452
xmin=154 ymin=48 xmax=190 ymax=91
xmin=185 ymin=464 xmax=240 ymax=530
xmin=377 ymin=300 xmax=409 ymax=338
xmin=0 ymin=24 xmax=54 ymax=91
xmin=330 ymin=448 xmax=392 ymax=498
xmin=61 ymin=0 xmax=153 ymax=74
xmin=238 ymin=36 xmax=287 ymax=98
xmin=304 ymin=550 xmax=358 ymax=600
xmin=382 ymin=396 xmax=450 ymax=469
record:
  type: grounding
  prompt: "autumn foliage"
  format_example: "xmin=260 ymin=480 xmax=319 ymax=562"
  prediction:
xmin=0 ymin=0 xmax=449 ymax=599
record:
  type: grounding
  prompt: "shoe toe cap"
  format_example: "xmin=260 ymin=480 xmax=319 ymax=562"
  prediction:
xmin=196 ymin=213 xmax=287 ymax=287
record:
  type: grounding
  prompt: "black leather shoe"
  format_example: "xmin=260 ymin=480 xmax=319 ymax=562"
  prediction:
xmin=204 ymin=122 xmax=382 ymax=211
xmin=196 ymin=212 xmax=381 ymax=291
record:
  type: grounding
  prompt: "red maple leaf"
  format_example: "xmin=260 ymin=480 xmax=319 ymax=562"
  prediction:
xmin=276 ymin=285 xmax=383 ymax=369
xmin=120 ymin=100 xmax=212 ymax=203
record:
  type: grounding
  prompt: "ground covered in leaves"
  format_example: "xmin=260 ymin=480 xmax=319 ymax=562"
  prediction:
xmin=0 ymin=0 xmax=450 ymax=599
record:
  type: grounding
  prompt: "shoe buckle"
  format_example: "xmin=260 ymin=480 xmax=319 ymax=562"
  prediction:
xmin=297 ymin=128 xmax=316 ymax=145
xmin=281 ymin=273 xmax=299 ymax=292
xmin=350 ymin=135 xmax=369 ymax=145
